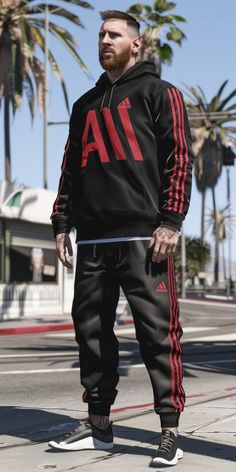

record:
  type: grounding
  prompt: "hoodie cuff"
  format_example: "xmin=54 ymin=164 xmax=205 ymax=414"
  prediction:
xmin=160 ymin=210 xmax=184 ymax=231
xmin=51 ymin=218 xmax=72 ymax=238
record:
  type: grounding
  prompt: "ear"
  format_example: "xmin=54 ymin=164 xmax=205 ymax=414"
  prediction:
xmin=131 ymin=36 xmax=142 ymax=54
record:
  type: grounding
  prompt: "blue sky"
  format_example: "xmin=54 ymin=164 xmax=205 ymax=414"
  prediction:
xmin=1 ymin=0 xmax=236 ymax=271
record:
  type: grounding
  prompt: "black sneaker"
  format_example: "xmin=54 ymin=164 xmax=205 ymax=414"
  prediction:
xmin=48 ymin=419 xmax=113 ymax=451
xmin=150 ymin=429 xmax=183 ymax=466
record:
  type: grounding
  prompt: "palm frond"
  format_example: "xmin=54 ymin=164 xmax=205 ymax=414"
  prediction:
xmin=47 ymin=22 xmax=90 ymax=75
xmin=31 ymin=25 xmax=70 ymax=112
xmin=197 ymin=85 xmax=208 ymax=105
xmin=218 ymin=89 xmax=236 ymax=111
xmin=55 ymin=0 xmax=93 ymax=8
xmin=153 ymin=1 xmax=176 ymax=13
xmin=216 ymin=80 xmax=228 ymax=100
xmin=183 ymin=84 xmax=207 ymax=111
xmin=30 ymin=19 xmax=77 ymax=46
xmin=27 ymin=4 xmax=85 ymax=28
xmin=31 ymin=55 xmax=44 ymax=112
xmin=19 ymin=17 xmax=34 ymax=59
xmin=12 ymin=42 xmax=23 ymax=112
xmin=166 ymin=26 xmax=186 ymax=45
xmin=24 ymin=71 xmax=35 ymax=119
xmin=158 ymin=43 xmax=173 ymax=62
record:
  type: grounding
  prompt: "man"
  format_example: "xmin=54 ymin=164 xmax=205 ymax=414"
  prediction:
xmin=49 ymin=10 xmax=193 ymax=467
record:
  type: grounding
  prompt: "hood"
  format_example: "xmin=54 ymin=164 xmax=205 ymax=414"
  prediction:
xmin=96 ymin=61 xmax=159 ymax=110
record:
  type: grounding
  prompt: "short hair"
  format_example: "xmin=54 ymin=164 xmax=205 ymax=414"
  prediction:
xmin=100 ymin=10 xmax=140 ymax=35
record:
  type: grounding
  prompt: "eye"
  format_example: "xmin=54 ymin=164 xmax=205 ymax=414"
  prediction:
xmin=110 ymin=32 xmax=121 ymax=38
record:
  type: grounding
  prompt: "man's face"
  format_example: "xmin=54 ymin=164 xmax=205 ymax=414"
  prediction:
xmin=99 ymin=19 xmax=136 ymax=71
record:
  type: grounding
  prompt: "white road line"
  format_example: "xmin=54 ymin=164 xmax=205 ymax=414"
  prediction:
xmin=189 ymin=333 xmax=236 ymax=342
xmin=45 ymin=326 xmax=218 ymax=338
xmin=183 ymin=327 xmax=218 ymax=333
xmin=0 ymin=350 xmax=133 ymax=359
xmin=185 ymin=358 xmax=236 ymax=366
xmin=0 ymin=358 xmax=235 ymax=375
xmin=0 ymin=367 xmax=81 ymax=375
xmin=0 ymin=352 xmax=78 ymax=359
xmin=179 ymin=299 xmax=236 ymax=309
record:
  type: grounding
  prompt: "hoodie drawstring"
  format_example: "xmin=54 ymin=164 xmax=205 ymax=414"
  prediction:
xmin=118 ymin=245 xmax=122 ymax=262
xmin=93 ymin=243 xmax=97 ymax=259
xmin=100 ymin=83 xmax=117 ymax=111
xmin=107 ymin=83 xmax=117 ymax=108
xmin=100 ymin=86 xmax=108 ymax=111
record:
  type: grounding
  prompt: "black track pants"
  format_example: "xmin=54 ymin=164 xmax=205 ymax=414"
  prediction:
xmin=72 ymin=240 xmax=185 ymax=420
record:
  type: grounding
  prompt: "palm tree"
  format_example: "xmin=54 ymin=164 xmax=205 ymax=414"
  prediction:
xmin=127 ymin=0 xmax=187 ymax=76
xmin=184 ymin=81 xmax=236 ymax=243
xmin=0 ymin=0 xmax=93 ymax=182
xmin=205 ymin=204 xmax=236 ymax=283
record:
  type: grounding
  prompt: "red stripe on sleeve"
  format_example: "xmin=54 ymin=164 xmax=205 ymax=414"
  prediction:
xmin=175 ymin=89 xmax=189 ymax=214
xmin=171 ymin=88 xmax=185 ymax=212
xmin=166 ymin=88 xmax=180 ymax=211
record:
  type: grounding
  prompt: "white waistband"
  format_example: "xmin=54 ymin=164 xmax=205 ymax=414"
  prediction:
xmin=77 ymin=236 xmax=151 ymax=245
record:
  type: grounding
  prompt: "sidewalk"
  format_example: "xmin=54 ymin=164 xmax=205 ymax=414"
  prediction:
xmin=0 ymin=387 xmax=235 ymax=471
xmin=0 ymin=312 xmax=133 ymax=336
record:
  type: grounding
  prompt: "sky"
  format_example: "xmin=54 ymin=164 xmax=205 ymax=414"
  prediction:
xmin=1 ymin=0 xmax=236 ymax=274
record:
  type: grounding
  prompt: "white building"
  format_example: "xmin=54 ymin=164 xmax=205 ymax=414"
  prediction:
xmin=0 ymin=180 xmax=76 ymax=320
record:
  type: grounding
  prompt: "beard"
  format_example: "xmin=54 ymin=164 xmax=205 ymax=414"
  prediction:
xmin=99 ymin=44 xmax=132 ymax=71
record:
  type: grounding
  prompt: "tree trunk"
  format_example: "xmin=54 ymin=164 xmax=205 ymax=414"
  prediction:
xmin=212 ymin=187 xmax=219 ymax=283
xmin=222 ymin=240 xmax=226 ymax=281
xmin=139 ymin=28 xmax=162 ymax=77
xmin=201 ymin=189 xmax=206 ymax=242
xmin=4 ymin=81 xmax=11 ymax=182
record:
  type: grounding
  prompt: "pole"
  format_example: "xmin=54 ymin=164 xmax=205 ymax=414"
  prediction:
xmin=181 ymin=225 xmax=186 ymax=299
xmin=43 ymin=0 xmax=49 ymax=189
xmin=227 ymin=168 xmax=232 ymax=281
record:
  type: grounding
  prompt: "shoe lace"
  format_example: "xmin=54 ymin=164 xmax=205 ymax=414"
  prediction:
xmin=158 ymin=434 xmax=174 ymax=453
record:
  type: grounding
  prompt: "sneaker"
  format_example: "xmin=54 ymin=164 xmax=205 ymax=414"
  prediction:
xmin=48 ymin=419 xmax=113 ymax=451
xmin=150 ymin=429 xmax=183 ymax=466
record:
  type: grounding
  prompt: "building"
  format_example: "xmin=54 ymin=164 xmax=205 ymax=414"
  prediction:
xmin=0 ymin=180 xmax=76 ymax=320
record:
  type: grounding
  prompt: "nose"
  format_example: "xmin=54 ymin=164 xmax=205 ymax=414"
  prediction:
xmin=101 ymin=32 xmax=112 ymax=45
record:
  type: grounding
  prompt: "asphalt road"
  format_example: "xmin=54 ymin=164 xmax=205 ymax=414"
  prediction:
xmin=0 ymin=300 xmax=236 ymax=416
xmin=1 ymin=299 xmax=236 ymax=471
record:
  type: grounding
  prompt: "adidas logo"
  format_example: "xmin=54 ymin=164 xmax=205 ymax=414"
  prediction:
xmin=119 ymin=97 xmax=131 ymax=108
xmin=156 ymin=281 xmax=168 ymax=293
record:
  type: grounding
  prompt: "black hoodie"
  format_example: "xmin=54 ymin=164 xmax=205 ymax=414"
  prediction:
xmin=51 ymin=61 xmax=193 ymax=241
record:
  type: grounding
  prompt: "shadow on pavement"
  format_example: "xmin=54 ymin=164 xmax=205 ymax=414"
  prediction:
xmin=1 ymin=408 xmax=235 ymax=464
xmin=45 ymin=424 xmax=236 ymax=463
xmin=0 ymin=406 xmax=80 ymax=442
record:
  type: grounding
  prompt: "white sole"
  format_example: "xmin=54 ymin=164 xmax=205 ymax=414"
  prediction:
xmin=48 ymin=436 xmax=113 ymax=451
xmin=151 ymin=448 xmax=183 ymax=466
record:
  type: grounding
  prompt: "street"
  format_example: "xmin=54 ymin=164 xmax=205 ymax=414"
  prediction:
xmin=0 ymin=299 xmax=236 ymax=471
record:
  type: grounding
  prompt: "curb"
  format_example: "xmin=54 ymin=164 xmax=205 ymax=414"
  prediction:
xmin=0 ymin=317 xmax=133 ymax=336
xmin=1 ymin=297 xmax=235 ymax=336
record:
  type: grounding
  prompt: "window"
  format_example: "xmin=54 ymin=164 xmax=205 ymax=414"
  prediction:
xmin=10 ymin=246 xmax=57 ymax=283
xmin=5 ymin=191 xmax=22 ymax=207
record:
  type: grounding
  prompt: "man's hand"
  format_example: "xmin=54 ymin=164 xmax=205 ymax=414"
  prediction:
xmin=149 ymin=226 xmax=180 ymax=263
xmin=56 ymin=233 xmax=73 ymax=269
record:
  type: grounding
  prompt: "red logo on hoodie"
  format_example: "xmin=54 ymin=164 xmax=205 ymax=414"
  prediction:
xmin=81 ymin=98 xmax=144 ymax=168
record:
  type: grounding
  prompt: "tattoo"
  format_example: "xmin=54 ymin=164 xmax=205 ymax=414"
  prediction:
xmin=155 ymin=226 xmax=179 ymax=241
